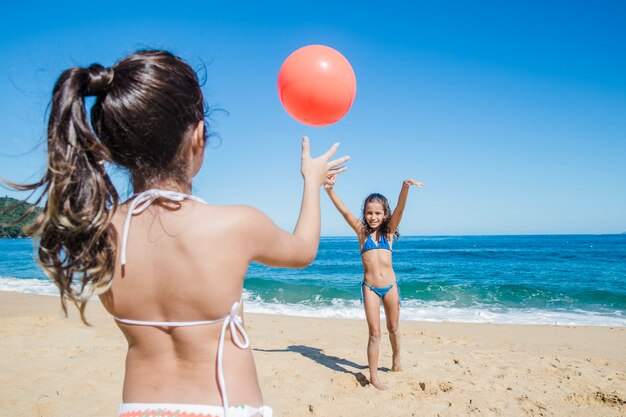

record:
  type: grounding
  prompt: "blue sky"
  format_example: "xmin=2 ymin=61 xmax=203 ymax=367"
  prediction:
xmin=1 ymin=1 xmax=625 ymax=235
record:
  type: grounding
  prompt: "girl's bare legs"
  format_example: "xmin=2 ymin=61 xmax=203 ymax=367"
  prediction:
xmin=363 ymin=286 xmax=387 ymax=390
xmin=382 ymin=285 xmax=402 ymax=371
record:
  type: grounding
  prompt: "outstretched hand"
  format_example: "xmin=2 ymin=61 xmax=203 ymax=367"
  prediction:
xmin=301 ymin=136 xmax=350 ymax=187
xmin=404 ymin=179 xmax=425 ymax=188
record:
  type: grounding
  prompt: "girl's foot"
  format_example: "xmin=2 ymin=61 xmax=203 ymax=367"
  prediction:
xmin=392 ymin=356 xmax=403 ymax=372
xmin=370 ymin=378 xmax=388 ymax=390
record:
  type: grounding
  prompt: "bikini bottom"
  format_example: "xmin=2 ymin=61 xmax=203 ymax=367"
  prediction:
xmin=119 ymin=402 xmax=273 ymax=417
xmin=361 ymin=281 xmax=401 ymax=305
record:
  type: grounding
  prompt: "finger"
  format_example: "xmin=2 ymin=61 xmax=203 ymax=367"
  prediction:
xmin=301 ymin=136 xmax=311 ymax=159
xmin=329 ymin=166 xmax=348 ymax=175
xmin=322 ymin=142 xmax=340 ymax=160
xmin=328 ymin=155 xmax=350 ymax=167
xmin=324 ymin=175 xmax=340 ymax=185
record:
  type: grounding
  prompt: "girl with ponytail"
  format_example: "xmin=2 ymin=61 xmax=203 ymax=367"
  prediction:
xmin=9 ymin=50 xmax=349 ymax=417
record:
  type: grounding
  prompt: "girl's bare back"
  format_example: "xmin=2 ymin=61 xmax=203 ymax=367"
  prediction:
xmin=101 ymin=201 xmax=264 ymax=406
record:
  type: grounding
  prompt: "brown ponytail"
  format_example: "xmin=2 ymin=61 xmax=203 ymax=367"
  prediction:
xmin=16 ymin=64 xmax=119 ymax=323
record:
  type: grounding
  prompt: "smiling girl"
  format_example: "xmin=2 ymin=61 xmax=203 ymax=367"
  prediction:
xmin=325 ymin=178 xmax=424 ymax=389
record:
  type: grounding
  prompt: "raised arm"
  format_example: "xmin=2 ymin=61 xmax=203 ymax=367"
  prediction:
xmin=387 ymin=179 xmax=424 ymax=234
xmin=324 ymin=176 xmax=363 ymax=235
xmin=247 ymin=137 xmax=349 ymax=268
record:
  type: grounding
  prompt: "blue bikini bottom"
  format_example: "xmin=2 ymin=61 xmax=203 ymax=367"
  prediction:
xmin=361 ymin=281 xmax=401 ymax=305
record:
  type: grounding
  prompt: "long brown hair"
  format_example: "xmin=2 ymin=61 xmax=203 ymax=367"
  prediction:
xmin=9 ymin=50 xmax=207 ymax=323
xmin=361 ymin=193 xmax=400 ymax=241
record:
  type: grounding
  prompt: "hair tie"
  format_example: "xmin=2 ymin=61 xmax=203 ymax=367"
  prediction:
xmin=86 ymin=64 xmax=114 ymax=96
xmin=106 ymin=68 xmax=114 ymax=86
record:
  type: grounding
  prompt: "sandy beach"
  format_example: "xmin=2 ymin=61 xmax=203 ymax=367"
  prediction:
xmin=1 ymin=290 xmax=624 ymax=417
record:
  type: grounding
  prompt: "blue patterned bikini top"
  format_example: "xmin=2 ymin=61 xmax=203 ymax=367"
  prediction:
xmin=361 ymin=233 xmax=392 ymax=254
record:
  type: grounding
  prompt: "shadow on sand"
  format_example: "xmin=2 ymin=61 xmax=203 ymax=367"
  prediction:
xmin=255 ymin=345 xmax=385 ymax=387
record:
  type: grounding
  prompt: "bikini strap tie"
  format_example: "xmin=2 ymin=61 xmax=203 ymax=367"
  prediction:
xmin=120 ymin=189 xmax=206 ymax=266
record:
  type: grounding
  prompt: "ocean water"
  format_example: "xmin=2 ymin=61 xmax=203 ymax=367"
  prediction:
xmin=1 ymin=235 xmax=625 ymax=326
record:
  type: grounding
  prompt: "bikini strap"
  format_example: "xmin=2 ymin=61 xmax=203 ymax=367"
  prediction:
xmin=216 ymin=300 xmax=250 ymax=415
xmin=114 ymin=299 xmax=249 ymax=417
xmin=120 ymin=189 xmax=207 ymax=266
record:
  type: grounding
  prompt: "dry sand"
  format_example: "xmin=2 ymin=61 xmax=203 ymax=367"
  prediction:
xmin=1 ymin=291 xmax=624 ymax=417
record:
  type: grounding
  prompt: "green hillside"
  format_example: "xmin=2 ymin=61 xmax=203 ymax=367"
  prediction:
xmin=0 ymin=196 xmax=41 ymax=238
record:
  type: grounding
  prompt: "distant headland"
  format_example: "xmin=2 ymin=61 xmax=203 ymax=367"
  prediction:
xmin=0 ymin=196 xmax=41 ymax=238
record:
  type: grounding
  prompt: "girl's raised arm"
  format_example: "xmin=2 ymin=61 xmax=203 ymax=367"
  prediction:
xmin=388 ymin=179 xmax=424 ymax=234
xmin=325 ymin=176 xmax=363 ymax=235
xmin=245 ymin=137 xmax=349 ymax=268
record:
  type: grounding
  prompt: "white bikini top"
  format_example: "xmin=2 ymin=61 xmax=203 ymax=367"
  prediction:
xmin=114 ymin=189 xmax=251 ymax=417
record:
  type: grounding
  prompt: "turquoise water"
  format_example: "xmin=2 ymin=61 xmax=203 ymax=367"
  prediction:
xmin=1 ymin=235 xmax=625 ymax=325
